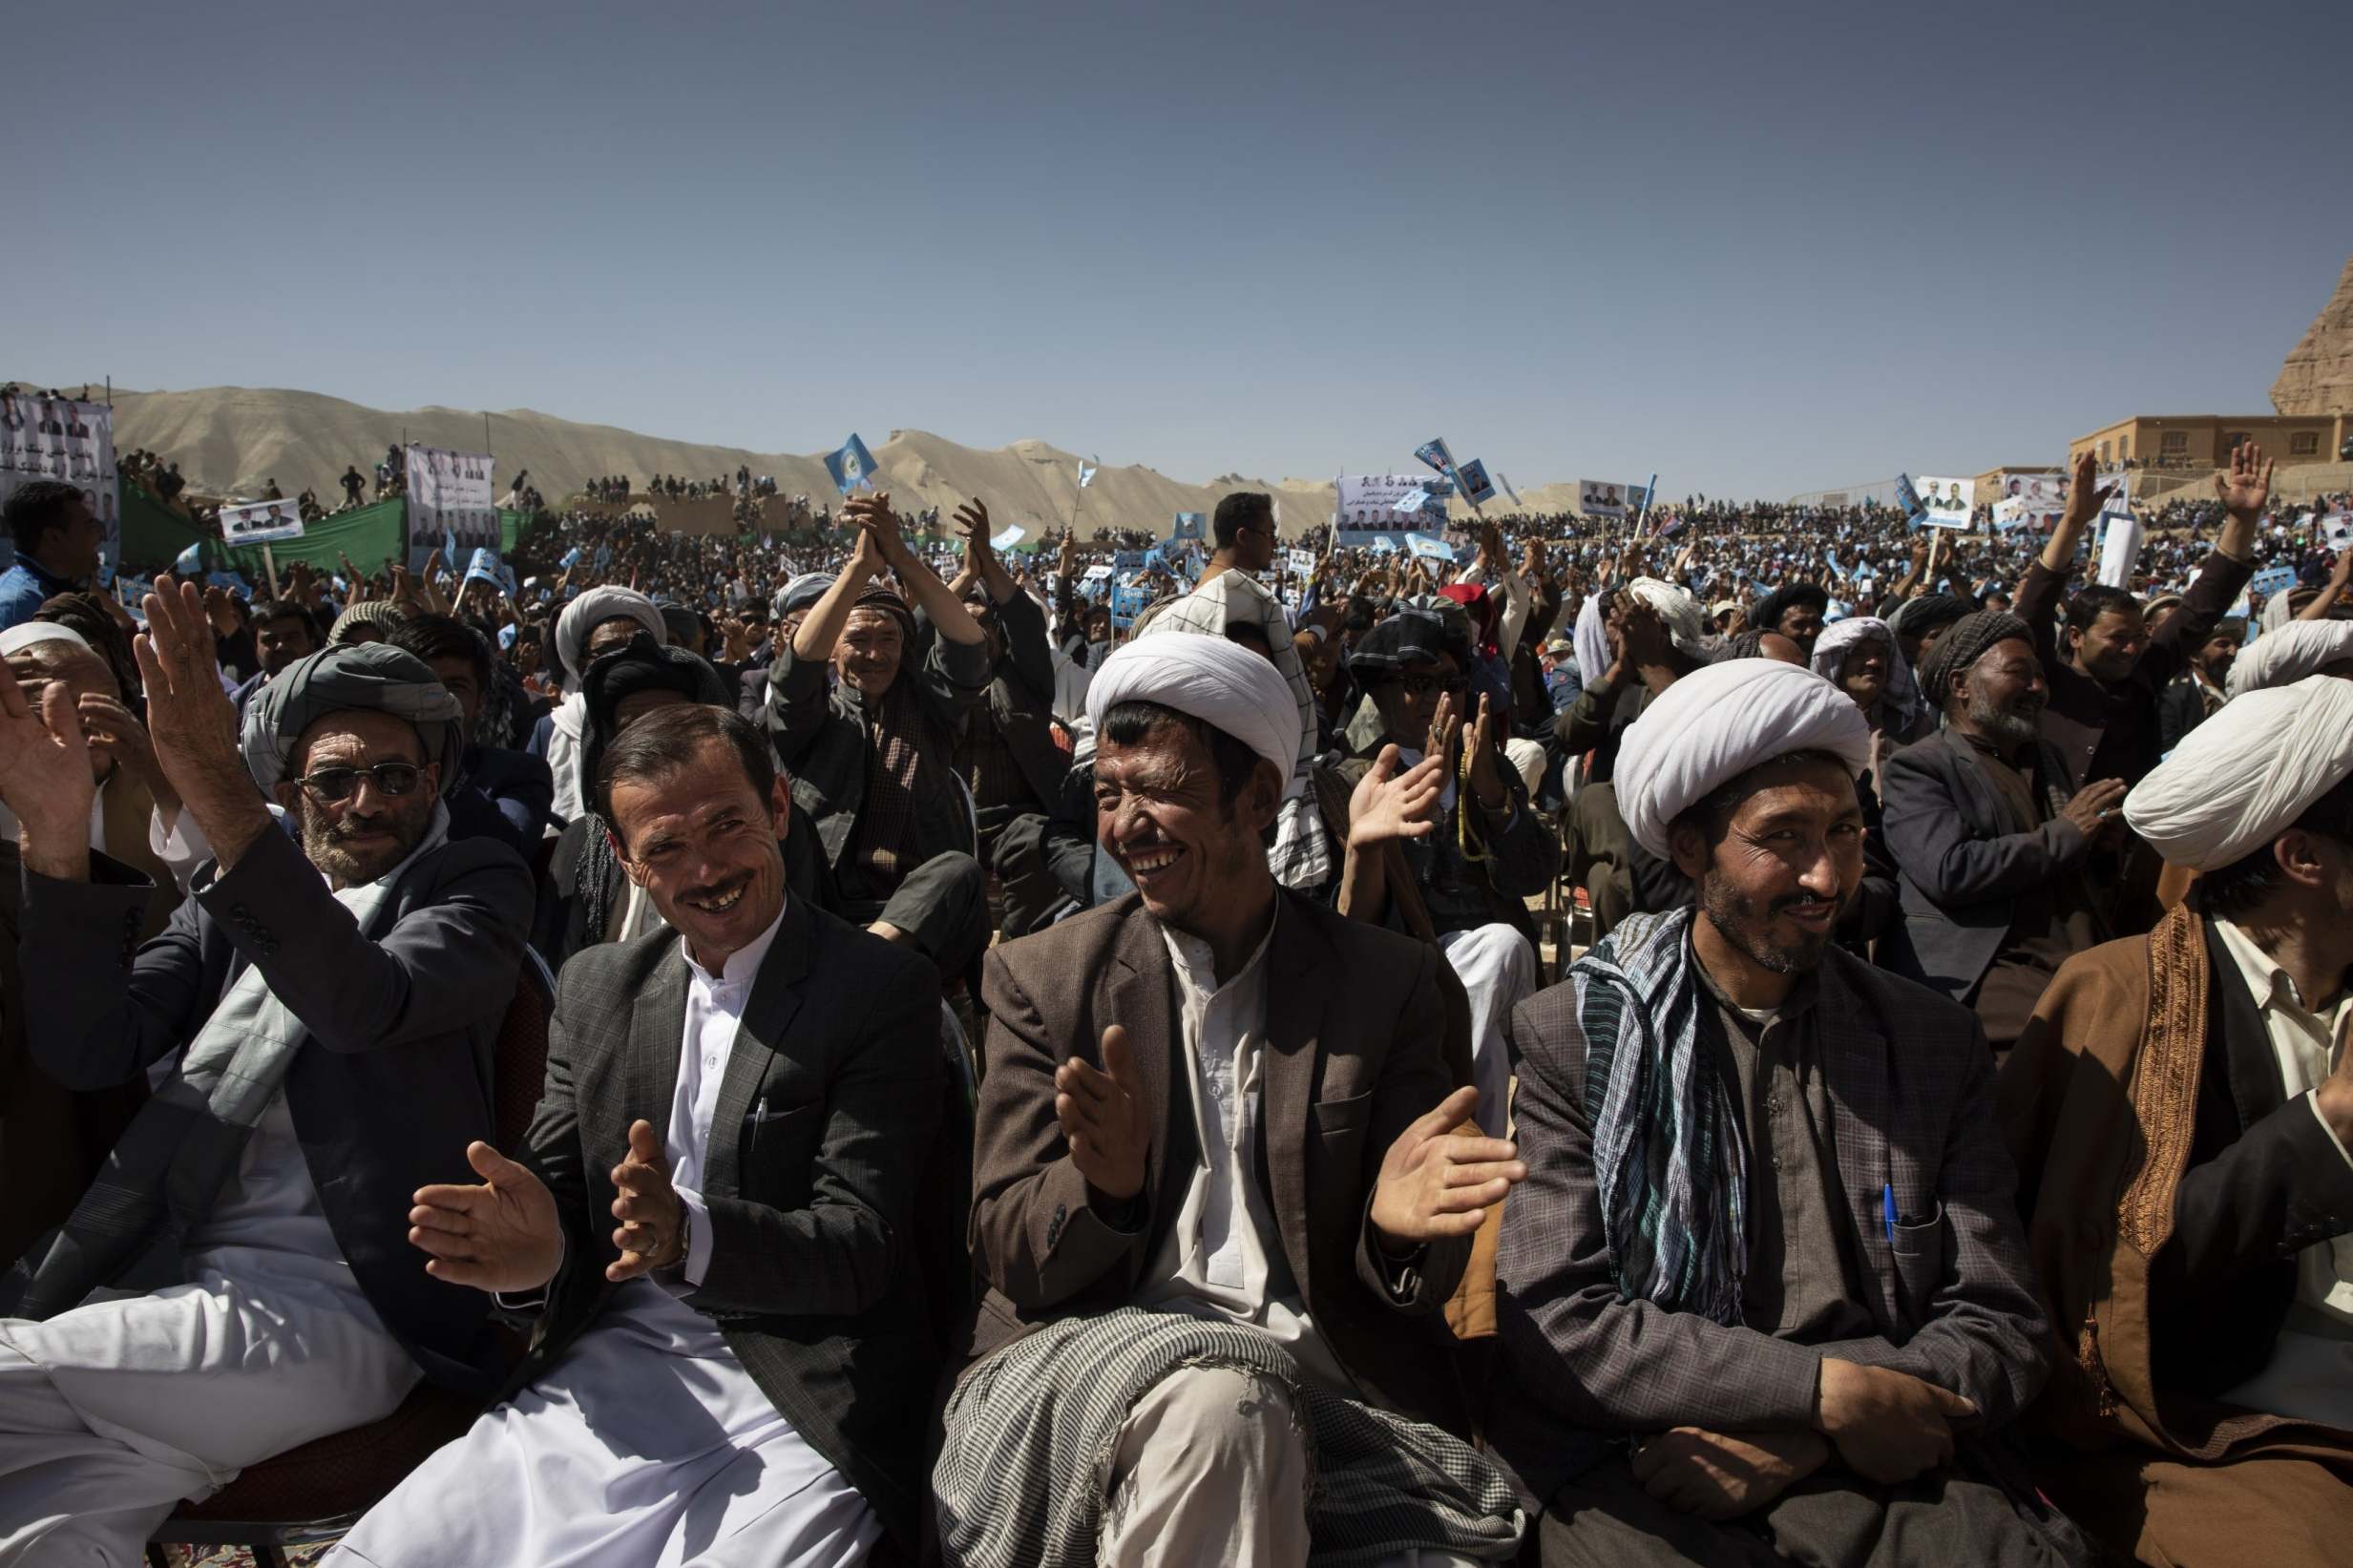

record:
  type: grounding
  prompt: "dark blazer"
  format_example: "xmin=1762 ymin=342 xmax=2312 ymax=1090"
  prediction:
xmin=2012 ymin=547 xmax=2251 ymax=791
xmin=1492 ymin=941 xmax=2050 ymax=1505
xmin=964 ymin=889 xmax=1478 ymax=1433
xmin=14 ymin=825 xmax=534 ymax=1396
xmin=1879 ymin=726 xmax=2090 ymax=1002
xmin=962 ymin=585 xmax=1070 ymax=817
xmin=515 ymin=897 xmax=946 ymax=1551
xmin=766 ymin=620 xmax=990 ymax=876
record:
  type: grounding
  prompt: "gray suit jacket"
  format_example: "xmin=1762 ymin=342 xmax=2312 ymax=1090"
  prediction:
xmin=1491 ymin=943 xmax=2049 ymax=1506
xmin=965 ymin=889 xmax=1479 ymax=1433
xmin=1879 ymin=726 xmax=2090 ymax=1002
xmin=514 ymin=896 xmax=945 ymax=1550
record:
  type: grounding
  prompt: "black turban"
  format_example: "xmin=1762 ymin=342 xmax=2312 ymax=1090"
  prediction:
xmin=1750 ymin=581 xmax=1829 ymax=634
xmin=1916 ymin=611 xmax=2030 ymax=709
xmin=1888 ymin=593 xmax=1972 ymax=642
xmin=1347 ymin=607 xmax=1471 ymax=678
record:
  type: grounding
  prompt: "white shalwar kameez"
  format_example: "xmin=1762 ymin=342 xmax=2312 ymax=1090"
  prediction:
xmin=0 ymin=1090 xmax=421 ymax=1565
xmin=326 ymin=903 xmax=878 ymax=1568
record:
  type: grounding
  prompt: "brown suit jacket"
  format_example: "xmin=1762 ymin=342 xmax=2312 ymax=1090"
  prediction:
xmin=965 ymin=889 xmax=1478 ymax=1432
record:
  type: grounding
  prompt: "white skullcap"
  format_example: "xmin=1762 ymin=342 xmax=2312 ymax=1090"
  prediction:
xmin=1616 ymin=659 xmax=1873 ymax=858
xmin=2224 ymin=619 xmax=2353 ymax=699
xmin=2125 ymin=675 xmax=2353 ymax=872
xmin=1085 ymin=633 xmax=1300 ymax=785
xmin=0 ymin=622 xmax=94 ymax=659
xmin=554 ymin=586 xmax=665 ymax=694
xmin=1628 ymin=576 xmax=1713 ymax=657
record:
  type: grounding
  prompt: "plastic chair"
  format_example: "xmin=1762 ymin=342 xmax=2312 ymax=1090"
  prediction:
xmin=146 ymin=960 xmax=553 ymax=1568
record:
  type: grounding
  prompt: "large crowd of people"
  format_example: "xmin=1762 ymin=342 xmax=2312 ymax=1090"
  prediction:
xmin=0 ymin=438 xmax=2348 ymax=1567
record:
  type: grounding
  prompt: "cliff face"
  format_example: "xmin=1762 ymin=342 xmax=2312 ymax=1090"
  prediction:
xmin=2273 ymin=256 xmax=2353 ymax=416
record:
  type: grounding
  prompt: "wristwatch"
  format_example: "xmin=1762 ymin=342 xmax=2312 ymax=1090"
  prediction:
xmin=667 ymin=1205 xmax=692 ymax=1271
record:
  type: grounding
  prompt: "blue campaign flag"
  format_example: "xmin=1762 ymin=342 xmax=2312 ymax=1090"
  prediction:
xmin=1455 ymin=460 xmax=1497 ymax=509
xmin=1413 ymin=438 xmax=1457 ymax=479
xmin=559 ymin=545 xmax=584 ymax=569
xmin=825 ymin=434 xmax=880 ymax=495
xmin=442 ymin=526 xmax=458 ymax=562
xmin=2249 ymin=563 xmax=2299 ymax=597
xmin=1368 ymin=535 xmax=1399 ymax=554
xmin=174 ymin=541 xmax=204 ymax=575
xmin=1896 ymin=474 xmax=1928 ymax=529
xmin=1170 ymin=512 xmax=1206 ymax=543
xmin=464 ymin=547 xmax=501 ymax=585
xmin=1406 ymin=533 xmax=1456 ymax=562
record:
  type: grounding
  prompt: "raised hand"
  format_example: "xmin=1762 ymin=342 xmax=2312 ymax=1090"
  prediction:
xmin=133 ymin=577 xmax=252 ymax=813
xmin=1813 ymin=1359 xmax=1976 ymax=1484
xmin=410 ymin=1140 xmax=564 ymax=1294
xmin=607 ymin=1119 xmax=684 ymax=1282
xmin=76 ymin=692 xmax=179 ymax=819
xmin=1370 ymin=1085 xmax=1525 ymax=1244
xmin=1422 ymin=687 xmax=1460 ymax=767
xmin=2216 ymin=439 xmax=2275 ymax=519
xmin=1056 ymin=1024 xmax=1149 ymax=1203
xmin=0 ymin=665 xmax=95 ymax=867
xmin=848 ymin=492 xmax=910 ymax=568
xmin=2059 ymin=450 xmax=2114 ymax=536
xmin=1463 ymin=692 xmax=1506 ymax=809
xmin=1347 ymin=742 xmax=1445 ymax=849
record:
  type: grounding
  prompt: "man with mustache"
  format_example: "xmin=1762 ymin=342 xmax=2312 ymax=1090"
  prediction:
xmin=1494 ymin=659 xmax=2086 ymax=1565
xmin=1880 ymin=611 xmax=2124 ymax=1061
xmin=0 ymin=584 xmax=531 ymax=1562
xmin=334 ymin=701 xmax=948 ymax=1564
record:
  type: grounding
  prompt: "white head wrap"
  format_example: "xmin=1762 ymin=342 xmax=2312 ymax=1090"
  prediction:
xmin=554 ymin=587 xmax=665 ymax=695
xmin=1809 ymin=616 xmax=1922 ymax=732
xmin=1628 ymin=577 xmax=1713 ymax=658
xmin=1615 ymin=659 xmax=1873 ymax=858
xmin=2124 ymin=675 xmax=2353 ymax=872
xmin=2224 ymin=619 xmax=2353 ymax=699
xmin=1085 ymin=633 xmax=1301 ymax=786
xmin=0 ymin=622 xmax=94 ymax=659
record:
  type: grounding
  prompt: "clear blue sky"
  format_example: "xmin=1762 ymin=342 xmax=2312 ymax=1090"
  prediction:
xmin=13 ymin=0 xmax=2347 ymax=498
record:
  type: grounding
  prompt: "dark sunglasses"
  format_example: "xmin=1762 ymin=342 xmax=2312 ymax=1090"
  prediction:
xmin=297 ymin=762 xmax=425 ymax=802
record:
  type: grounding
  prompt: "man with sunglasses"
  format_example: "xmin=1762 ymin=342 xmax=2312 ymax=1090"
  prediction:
xmin=1205 ymin=490 xmax=1278 ymax=583
xmin=0 ymin=580 xmax=533 ymax=1561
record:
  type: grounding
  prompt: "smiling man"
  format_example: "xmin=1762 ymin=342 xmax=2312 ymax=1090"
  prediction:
xmin=1494 ymin=659 xmax=2086 ymax=1565
xmin=938 ymin=633 xmax=1527 ymax=1566
xmin=332 ymin=701 xmax=947 ymax=1565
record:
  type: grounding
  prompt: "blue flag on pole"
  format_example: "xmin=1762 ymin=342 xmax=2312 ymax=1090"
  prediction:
xmin=464 ymin=548 xmax=502 ymax=587
xmin=1413 ymin=438 xmax=1457 ymax=479
xmin=825 ymin=434 xmax=880 ymax=495
xmin=174 ymin=541 xmax=204 ymax=575
xmin=559 ymin=545 xmax=583 ymax=569
xmin=1077 ymin=456 xmax=1099 ymax=490
xmin=1170 ymin=512 xmax=1206 ymax=542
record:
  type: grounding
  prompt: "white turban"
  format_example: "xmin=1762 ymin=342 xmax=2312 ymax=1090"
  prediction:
xmin=2225 ymin=619 xmax=2353 ymax=698
xmin=1085 ymin=633 xmax=1301 ymax=786
xmin=555 ymin=587 xmax=665 ymax=694
xmin=1628 ymin=577 xmax=1712 ymax=658
xmin=1616 ymin=659 xmax=1873 ymax=858
xmin=2125 ymin=675 xmax=2353 ymax=872
xmin=0 ymin=622 xmax=93 ymax=659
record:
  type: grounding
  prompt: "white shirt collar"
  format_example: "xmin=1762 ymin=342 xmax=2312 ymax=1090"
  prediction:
xmin=681 ymin=895 xmax=788 ymax=991
xmin=1158 ymin=901 xmax=1278 ymax=1001
xmin=2212 ymin=916 xmax=2350 ymax=1021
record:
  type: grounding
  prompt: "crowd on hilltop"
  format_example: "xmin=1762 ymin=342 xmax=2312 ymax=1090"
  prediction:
xmin=3 ymin=436 xmax=2353 ymax=1565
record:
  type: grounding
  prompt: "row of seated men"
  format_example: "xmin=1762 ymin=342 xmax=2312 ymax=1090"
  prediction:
xmin=0 ymin=493 xmax=2344 ymax=1566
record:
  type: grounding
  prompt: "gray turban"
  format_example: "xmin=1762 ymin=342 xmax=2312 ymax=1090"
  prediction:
xmin=1916 ymin=611 xmax=2031 ymax=710
xmin=242 ymin=642 xmax=466 ymax=796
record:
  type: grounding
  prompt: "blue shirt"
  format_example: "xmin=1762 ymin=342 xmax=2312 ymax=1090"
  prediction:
xmin=0 ymin=558 xmax=76 ymax=631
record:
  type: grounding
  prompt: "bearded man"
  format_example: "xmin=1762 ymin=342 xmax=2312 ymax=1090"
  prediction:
xmin=1881 ymin=611 xmax=2125 ymax=1059
xmin=1495 ymin=659 xmax=2087 ymax=1566
xmin=0 ymin=581 xmax=532 ymax=1562
xmin=2001 ymin=675 xmax=2353 ymax=1567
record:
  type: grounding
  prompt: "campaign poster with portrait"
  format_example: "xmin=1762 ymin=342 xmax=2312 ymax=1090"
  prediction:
xmin=220 ymin=498 xmax=305 ymax=544
xmin=1578 ymin=479 xmax=1628 ymax=518
xmin=1913 ymin=475 xmax=1975 ymax=530
xmin=1992 ymin=471 xmax=2066 ymax=533
xmin=1333 ymin=473 xmax=1447 ymax=538
xmin=0 ymin=390 xmax=117 ymax=570
xmin=404 ymin=445 xmax=497 ymax=569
